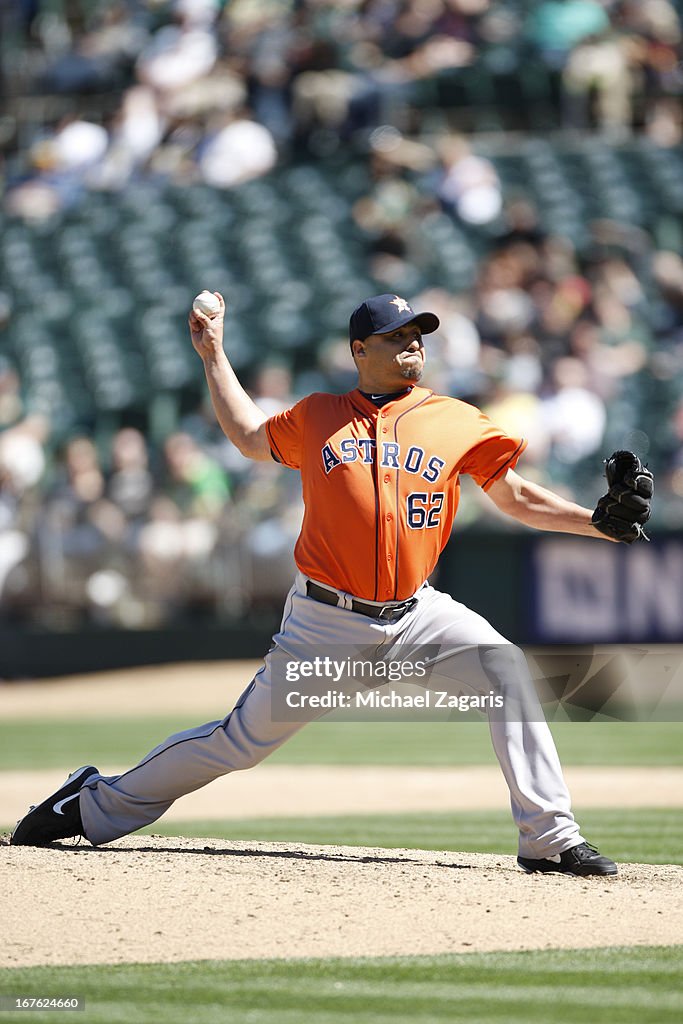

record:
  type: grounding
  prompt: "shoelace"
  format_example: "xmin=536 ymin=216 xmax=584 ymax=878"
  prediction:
xmin=573 ymin=842 xmax=600 ymax=859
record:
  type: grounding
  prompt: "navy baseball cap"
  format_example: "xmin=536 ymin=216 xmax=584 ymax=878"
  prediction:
xmin=349 ymin=294 xmax=440 ymax=345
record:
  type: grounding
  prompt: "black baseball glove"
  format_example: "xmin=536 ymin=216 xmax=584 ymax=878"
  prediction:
xmin=591 ymin=450 xmax=653 ymax=544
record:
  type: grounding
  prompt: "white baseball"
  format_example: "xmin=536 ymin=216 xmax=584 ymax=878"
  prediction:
xmin=192 ymin=290 xmax=221 ymax=318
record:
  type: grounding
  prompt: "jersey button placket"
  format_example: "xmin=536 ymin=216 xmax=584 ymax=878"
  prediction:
xmin=376 ymin=411 xmax=397 ymax=598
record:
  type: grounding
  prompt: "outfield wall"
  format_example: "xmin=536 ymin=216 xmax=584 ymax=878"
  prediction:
xmin=442 ymin=530 xmax=683 ymax=643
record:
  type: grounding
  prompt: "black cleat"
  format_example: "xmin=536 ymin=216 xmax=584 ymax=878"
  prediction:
xmin=10 ymin=766 xmax=99 ymax=846
xmin=517 ymin=842 xmax=618 ymax=877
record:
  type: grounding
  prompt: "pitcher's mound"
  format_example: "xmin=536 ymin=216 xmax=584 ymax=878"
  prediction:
xmin=3 ymin=836 xmax=682 ymax=967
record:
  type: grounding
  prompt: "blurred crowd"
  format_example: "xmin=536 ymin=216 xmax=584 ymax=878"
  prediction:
xmin=1 ymin=0 xmax=683 ymax=628
xmin=1 ymin=0 xmax=682 ymax=216
xmin=0 ymin=365 xmax=303 ymax=628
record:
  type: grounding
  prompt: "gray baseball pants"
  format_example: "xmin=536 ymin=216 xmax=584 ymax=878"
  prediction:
xmin=80 ymin=573 xmax=584 ymax=858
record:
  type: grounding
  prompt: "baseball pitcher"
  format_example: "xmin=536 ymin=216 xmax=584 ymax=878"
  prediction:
xmin=12 ymin=293 xmax=654 ymax=875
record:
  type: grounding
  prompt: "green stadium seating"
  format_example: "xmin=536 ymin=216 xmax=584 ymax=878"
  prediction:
xmin=0 ymin=142 xmax=681 ymax=472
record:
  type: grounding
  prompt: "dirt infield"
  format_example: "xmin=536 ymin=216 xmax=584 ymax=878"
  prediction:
xmin=0 ymin=661 xmax=258 ymax=719
xmin=3 ymin=765 xmax=683 ymax=827
xmin=2 ymin=837 xmax=682 ymax=968
xmin=2 ymin=662 xmax=682 ymax=968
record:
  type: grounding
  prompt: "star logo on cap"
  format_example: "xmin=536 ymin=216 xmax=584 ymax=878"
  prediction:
xmin=390 ymin=296 xmax=412 ymax=314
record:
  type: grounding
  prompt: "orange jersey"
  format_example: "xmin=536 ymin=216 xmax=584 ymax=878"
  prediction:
xmin=265 ymin=385 xmax=526 ymax=601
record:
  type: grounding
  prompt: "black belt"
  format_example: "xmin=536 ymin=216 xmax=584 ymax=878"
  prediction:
xmin=306 ymin=581 xmax=417 ymax=623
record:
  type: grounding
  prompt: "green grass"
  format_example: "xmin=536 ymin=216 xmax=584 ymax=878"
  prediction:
xmin=2 ymin=807 xmax=679 ymax=864
xmin=1 ymin=719 xmax=682 ymax=771
xmin=0 ymin=948 xmax=681 ymax=1024
xmin=139 ymin=808 xmax=683 ymax=865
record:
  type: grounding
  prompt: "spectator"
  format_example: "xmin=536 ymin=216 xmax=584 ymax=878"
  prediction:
xmin=41 ymin=1 xmax=148 ymax=94
xmin=410 ymin=287 xmax=483 ymax=397
xmin=135 ymin=494 xmax=214 ymax=624
xmin=198 ymin=110 xmax=278 ymax=188
xmin=562 ymin=27 xmax=636 ymax=136
xmin=0 ymin=417 xmax=47 ymax=606
xmin=652 ymin=251 xmax=683 ymax=334
xmin=645 ymin=97 xmax=683 ymax=147
xmin=541 ymin=356 xmax=607 ymax=464
xmin=136 ymin=429 xmax=229 ymax=621
xmin=484 ymin=370 xmax=548 ymax=465
xmin=0 ymin=358 xmax=23 ymax=429
xmin=49 ymin=115 xmax=110 ymax=173
xmin=162 ymin=431 xmax=231 ymax=519
xmin=106 ymin=427 xmax=155 ymax=526
xmin=476 ymin=247 xmax=537 ymax=341
xmin=136 ymin=3 xmax=218 ymax=101
xmin=436 ymin=135 xmax=503 ymax=226
xmin=43 ymin=438 xmax=126 ymax=573
xmin=622 ymin=0 xmax=682 ymax=101
xmin=526 ymin=0 xmax=611 ymax=70
xmin=94 ymin=86 xmax=164 ymax=187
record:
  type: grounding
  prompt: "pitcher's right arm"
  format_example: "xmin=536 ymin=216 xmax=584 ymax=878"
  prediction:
xmin=189 ymin=293 xmax=272 ymax=462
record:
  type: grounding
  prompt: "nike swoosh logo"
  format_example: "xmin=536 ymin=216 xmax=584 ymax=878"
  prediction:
xmin=53 ymin=793 xmax=80 ymax=816
xmin=546 ymin=854 xmax=562 ymax=863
